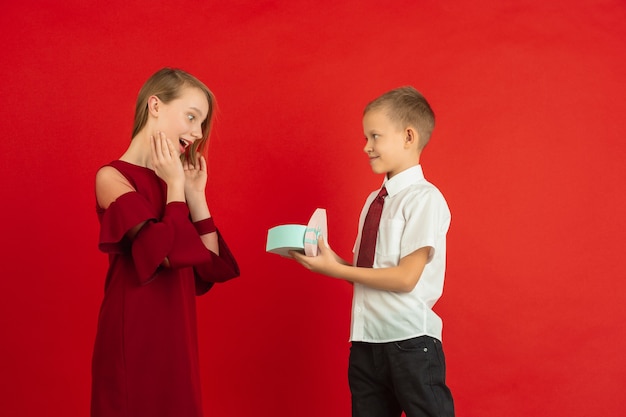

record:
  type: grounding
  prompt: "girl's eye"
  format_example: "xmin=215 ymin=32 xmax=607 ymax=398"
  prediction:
xmin=187 ymin=114 xmax=195 ymax=121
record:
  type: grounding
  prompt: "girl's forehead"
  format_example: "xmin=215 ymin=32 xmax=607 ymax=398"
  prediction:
xmin=177 ymin=87 xmax=209 ymax=115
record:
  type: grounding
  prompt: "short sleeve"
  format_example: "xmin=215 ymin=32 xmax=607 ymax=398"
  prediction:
xmin=400 ymin=189 xmax=451 ymax=262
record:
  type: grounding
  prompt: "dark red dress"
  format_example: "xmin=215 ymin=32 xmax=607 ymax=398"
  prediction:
xmin=91 ymin=160 xmax=239 ymax=417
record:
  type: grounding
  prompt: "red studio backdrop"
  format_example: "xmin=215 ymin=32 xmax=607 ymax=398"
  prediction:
xmin=1 ymin=1 xmax=625 ymax=416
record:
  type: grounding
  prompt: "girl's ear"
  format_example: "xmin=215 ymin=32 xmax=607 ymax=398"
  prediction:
xmin=148 ymin=95 xmax=160 ymax=117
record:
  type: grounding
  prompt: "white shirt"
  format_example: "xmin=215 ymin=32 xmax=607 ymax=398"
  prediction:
xmin=350 ymin=165 xmax=451 ymax=343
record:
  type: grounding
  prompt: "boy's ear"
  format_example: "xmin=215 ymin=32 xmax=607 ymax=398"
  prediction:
xmin=405 ymin=127 xmax=419 ymax=148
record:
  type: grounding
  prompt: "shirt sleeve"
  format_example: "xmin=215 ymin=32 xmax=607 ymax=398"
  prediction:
xmin=400 ymin=189 xmax=451 ymax=262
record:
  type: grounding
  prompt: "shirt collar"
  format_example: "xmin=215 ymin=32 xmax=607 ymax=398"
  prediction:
xmin=382 ymin=165 xmax=424 ymax=197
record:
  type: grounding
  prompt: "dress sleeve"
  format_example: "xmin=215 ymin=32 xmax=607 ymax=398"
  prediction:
xmin=193 ymin=229 xmax=240 ymax=293
xmin=98 ymin=192 xmax=239 ymax=285
xmin=98 ymin=191 xmax=162 ymax=255
xmin=166 ymin=207 xmax=240 ymax=288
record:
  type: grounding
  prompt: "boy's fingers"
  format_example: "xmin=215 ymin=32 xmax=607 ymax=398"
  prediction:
xmin=289 ymin=251 xmax=304 ymax=261
xmin=318 ymin=235 xmax=328 ymax=249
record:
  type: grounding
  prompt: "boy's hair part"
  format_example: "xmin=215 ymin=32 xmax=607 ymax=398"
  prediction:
xmin=132 ymin=67 xmax=216 ymax=163
xmin=364 ymin=86 xmax=435 ymax=151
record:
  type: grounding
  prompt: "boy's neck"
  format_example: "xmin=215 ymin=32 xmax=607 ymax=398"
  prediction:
xmin=386 ymin=161 xmax=421 ymax=179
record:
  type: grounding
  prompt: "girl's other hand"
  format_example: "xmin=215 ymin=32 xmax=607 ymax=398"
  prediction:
xmin=183 ymin=154 xmax=208 ymax=196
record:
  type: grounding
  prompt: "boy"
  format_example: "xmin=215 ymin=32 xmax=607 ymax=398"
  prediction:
xmin=290 ymin=87 xmax=454 ymax=417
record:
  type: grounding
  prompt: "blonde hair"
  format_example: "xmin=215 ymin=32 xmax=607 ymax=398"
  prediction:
xmin=364 ymin=86 xmax=435 ymax=150
xmin=132 ymin=67 xmax=216 ymax=163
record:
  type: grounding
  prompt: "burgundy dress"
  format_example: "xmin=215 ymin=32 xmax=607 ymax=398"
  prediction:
xmin=91 ymin=160 xmax=239 ymax=417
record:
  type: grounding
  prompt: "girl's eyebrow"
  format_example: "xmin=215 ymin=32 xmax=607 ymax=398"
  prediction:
xmin=189 ymin=106 xmax=206 ymax=118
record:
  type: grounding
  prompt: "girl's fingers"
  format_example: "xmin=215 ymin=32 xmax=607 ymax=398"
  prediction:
xmin=155 ymin=131 xmax=180 ymax=161
xmin=151 ymin=135 xmax=162 ymax=166
xmin=161 ymin=132 xmax=172 ymax=159
xmin=199 ymin=155 xmax=207 ymax=172
xmin=184 ymin=155 xmax=202 ymax=172
xmin=154 ymin=132 xmax=164 ymax=159
xmin=165 ymin=137 xmax=175 ymax=158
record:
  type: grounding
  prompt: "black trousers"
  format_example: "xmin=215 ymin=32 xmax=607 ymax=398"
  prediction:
xmin=348 ymin=336 xmax=455 ymax=417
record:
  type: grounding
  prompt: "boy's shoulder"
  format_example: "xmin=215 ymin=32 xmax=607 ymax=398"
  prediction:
xmin=396 ymin=177 xmax=445 ymax=199
xmin=395 ymin=181 xmax=450 ymax=218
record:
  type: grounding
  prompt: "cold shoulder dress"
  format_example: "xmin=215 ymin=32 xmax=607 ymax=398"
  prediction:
xmin=91 ymin=160 xmax=239 ymax=417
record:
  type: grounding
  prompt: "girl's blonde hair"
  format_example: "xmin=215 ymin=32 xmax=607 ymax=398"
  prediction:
xmin=132 ymin=67 xmax=216 ymax=163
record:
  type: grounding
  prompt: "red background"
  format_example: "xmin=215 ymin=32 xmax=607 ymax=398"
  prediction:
xmin=1 ymin=1 xmax=625 ymax=416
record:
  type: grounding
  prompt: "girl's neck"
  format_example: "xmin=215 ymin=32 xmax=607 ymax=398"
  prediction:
xmin=120 ymin=133 xmax=152 ymax=169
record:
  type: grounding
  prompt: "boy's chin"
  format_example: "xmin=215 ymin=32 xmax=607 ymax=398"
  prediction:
xmin=369 ymin=165 xmax=388 ymax=175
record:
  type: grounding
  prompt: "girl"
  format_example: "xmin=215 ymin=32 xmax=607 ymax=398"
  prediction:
xmin=91 ymin=68 xmax=239 ymax=417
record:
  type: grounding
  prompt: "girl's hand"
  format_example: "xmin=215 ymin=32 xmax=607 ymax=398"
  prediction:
xmin=183 ymin=154 xmax=208 ymax=198
xmin=150 ymin=131 xmax=185 ymax=188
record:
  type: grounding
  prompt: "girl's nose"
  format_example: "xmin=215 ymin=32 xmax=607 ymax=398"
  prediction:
xmin=191 ymin=128 xmax=202 ymax=139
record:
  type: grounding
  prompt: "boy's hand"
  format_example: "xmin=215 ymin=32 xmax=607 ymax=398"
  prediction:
xmin=289 ymin=236 xmax=341 ymax=277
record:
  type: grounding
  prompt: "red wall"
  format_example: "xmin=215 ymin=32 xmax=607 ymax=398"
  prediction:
xmin=1 ymin=1 xmax=625 ymax=416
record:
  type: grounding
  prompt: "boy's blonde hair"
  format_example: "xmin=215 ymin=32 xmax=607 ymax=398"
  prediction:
xmin=364 ymin=86 xmax=435 ymax=150
xmin=132 ymin=67 xmax=216 ymax=163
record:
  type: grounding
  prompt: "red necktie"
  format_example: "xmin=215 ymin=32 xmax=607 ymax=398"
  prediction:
xmin=356 ymin=187 xmax=388 ymax=268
